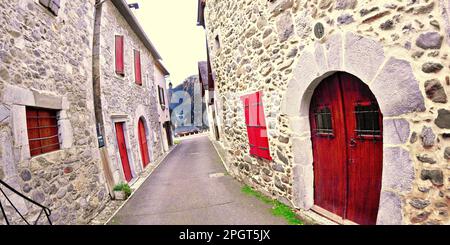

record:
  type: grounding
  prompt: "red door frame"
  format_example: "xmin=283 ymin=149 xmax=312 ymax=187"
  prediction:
xmin=309 ymin=72 xmax=383 ymax=225
xmin=115 ymin=122 xmax=133 ymax=182
xmin=138 ymin=118 xmax=151 ymax=168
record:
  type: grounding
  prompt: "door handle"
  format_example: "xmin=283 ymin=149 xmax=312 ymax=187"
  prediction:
xmin=349 ymin=138 xmax=357 ymax=148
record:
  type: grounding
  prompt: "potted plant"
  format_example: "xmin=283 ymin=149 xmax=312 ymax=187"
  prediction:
xmin=113 ymin=182 xmax=132 ymax=200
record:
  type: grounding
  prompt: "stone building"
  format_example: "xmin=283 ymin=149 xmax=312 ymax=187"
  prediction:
xmin=199 ymin=61 xmax=220 ymax=140
xmin=93 ymin=0 xmax=169 ymax=187
xmin=0 ymin=0 xmax=170 ymax=225
xmin=154 ymin=62 xmax=173 ymax=152
xmin=199 ymin=0 xmax=450 ymax=225
xmin=0 ymin=0 xmax=108 ymax=224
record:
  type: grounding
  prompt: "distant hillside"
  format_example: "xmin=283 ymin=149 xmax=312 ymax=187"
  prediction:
xmin=169 ymin=75 xmax=208 ymax=130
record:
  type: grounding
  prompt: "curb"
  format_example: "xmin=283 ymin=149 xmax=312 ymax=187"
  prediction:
xmin=208 ymin=136 xmax=230 ymax=173
xmin=103 ymin=144 xmax=179 ymax=225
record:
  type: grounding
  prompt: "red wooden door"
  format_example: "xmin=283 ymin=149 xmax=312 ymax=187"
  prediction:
xmin=309 ymin=72 xmax=383 ymax=225
xmin=138 ymin=119 xmax=151 ymax=168
xmin=115 ymin=122 xmax=132 ymax=182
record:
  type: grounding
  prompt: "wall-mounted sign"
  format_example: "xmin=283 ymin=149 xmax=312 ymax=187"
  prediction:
xmin=314 ymin=22 xmax=325 ymax=39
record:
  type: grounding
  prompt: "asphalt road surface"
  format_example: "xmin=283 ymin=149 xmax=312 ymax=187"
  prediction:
xmin=109 ymin=135 xmax=287 ymax=225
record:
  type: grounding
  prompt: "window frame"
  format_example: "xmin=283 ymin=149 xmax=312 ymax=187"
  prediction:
xmin=26 ymin=107 xmax=61 ymax=157
xmin=158 ymin=86 xmax=166 ymax=107
xmin=313 ymin=105 xmax=335 ymax=137
xmin=353 ymin=101 xmax=382 ymax=140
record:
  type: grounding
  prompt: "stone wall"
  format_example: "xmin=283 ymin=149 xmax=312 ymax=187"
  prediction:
xmin=203 ymin=0 xmax=450 ymax=224
xmin=98 ymin=2 xmax=164 ymax=184
xmin=155 ymin=66 xmax=170 ymax=152
xmin=0 ymin=0 xmax=108 ymax=224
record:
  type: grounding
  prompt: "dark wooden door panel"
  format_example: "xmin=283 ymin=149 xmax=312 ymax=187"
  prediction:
xmin=310 ymin=72 xmax=383 ymax=225
xmin=310 ymin=74 xmax=347 ymax=218
xmin=339 ymin=73 xmax=383 ymax=225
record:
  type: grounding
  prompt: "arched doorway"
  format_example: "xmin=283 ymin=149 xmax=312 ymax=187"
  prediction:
xmin=309 ymin=72 xmax=383 ymax=225
xmin=138 ymin=118 xmax=151 ymax=168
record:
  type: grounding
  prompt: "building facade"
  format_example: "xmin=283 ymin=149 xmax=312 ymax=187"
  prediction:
xmin=93 ymin=0 xmax=168 ymax=188
xmin=0 ymin=0 xmax=108 ymax=224
xmin=154 ymin=62 xmax=172 ymax=152
xmin=199 ymin=61 xmax=219 ymax=140
xmin=0 ymin=0 xmax=170 ymax=224
xmin=199 ymin=0 xmax=450 ymax=224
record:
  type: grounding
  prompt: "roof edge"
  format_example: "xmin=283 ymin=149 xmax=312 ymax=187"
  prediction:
xmin=111 ymin=0 xmax=162 ymax=60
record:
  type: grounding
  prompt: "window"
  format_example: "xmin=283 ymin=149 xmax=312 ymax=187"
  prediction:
xmin=26 ymin=107 xmax=60 ymax=157
xmin=241 ymin=91 xmax=272 ymax=160
xmin=134 ymin=50 xmax=142 ymax=85
xmin=115 ymin=35 xmax=124 ymax=76
xmin=158 ymin=86 xmax=166 ymax=106
xmin=313 ymin=106 xmax=333 ymax=136
xmin=214 ymin=35 xmax=221 ymax=51
xmin=354 ymin=102 xmax=381 ymax=137
xmin=39 ymin=0 xmax=60 ymax=16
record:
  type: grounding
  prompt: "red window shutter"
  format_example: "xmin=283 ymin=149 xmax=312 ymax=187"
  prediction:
xmin=115 ymin=36 xmax=124 ymax=75
xmin=241 ymin=91 xmax=272 ymax=160
xmin=26 ymin=108 xmax=60 ymax=157
xmin=26 ymin=108 xmax=42 ymax=156
xmin=134 ymin=50 xmax=142 ymax=85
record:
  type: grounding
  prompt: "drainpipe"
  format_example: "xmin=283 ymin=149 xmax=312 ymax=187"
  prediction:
xmin=93 ymin=0 xmax=115 ymax=196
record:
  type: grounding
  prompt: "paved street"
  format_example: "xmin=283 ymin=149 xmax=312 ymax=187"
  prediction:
xmin=109 ymin=135 xmax=287 ymax=225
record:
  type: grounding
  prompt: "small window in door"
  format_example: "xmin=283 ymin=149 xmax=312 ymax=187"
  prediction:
xmin=354 ymin=102 xmax=381 ymax=137
xmin=314 ymin=106 xmax=333 ymax=136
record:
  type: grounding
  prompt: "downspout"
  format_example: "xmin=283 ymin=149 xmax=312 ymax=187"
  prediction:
xmin=93 ymin=0 xmax=115 ymax=196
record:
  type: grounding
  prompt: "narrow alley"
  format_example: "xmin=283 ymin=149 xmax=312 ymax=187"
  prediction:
xmin=108 ymin=135 xmax=287 ymax=225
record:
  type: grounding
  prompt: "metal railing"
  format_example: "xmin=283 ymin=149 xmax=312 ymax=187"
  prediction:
xmin=0 ymin=179 xmax=52 ymax=225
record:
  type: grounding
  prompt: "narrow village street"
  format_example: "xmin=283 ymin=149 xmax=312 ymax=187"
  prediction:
xmin=108 ymin=135 xmax=287 ymax=225
xmin=1 ymin=0 xmax=449 ymax=230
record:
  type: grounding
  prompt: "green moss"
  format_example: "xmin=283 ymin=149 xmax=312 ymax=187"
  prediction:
xmin=241 ymin=185 xmax=303 ymax=225
xmin=272 ymin=201 xmax=303 ymax=225
xmin=113 ymin=182 xmax=132 ymax=197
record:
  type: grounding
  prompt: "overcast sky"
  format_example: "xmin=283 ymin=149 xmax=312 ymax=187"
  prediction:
xmin=129 ymin=0 xmax=206 ymax=86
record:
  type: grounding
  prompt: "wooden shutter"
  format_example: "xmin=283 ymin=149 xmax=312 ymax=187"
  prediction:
xmin=134 ymin=50 xmax=142 ymax=85
xmin=26 ymin=108 xmax=60 ymax=157
xmin=241 ymin=92 xmax=272 ymax=160
xmin=243 ymin=95 xmax=257 ymax=156
xmin=115 ymin=36 xmax=124 ymax=75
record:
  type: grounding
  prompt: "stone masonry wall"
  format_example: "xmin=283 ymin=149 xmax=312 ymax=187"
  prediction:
xmin=0 ymin=0 xmax=108 ymax=224
xmin=99 ymin=2 xmax=164 ymax=184
xmin=204 ymin=0 xmax=450 ymax=224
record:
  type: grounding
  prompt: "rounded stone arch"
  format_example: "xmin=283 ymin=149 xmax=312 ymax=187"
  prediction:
xmin=134 ymin=105 xmax=153 ymax=171
xmin=282 ymin=32 xmax=425 ymax=225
